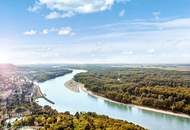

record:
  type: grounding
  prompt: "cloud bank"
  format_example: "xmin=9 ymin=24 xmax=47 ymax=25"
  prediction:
xmin=29 ymin=0 xmax=129 ymax=19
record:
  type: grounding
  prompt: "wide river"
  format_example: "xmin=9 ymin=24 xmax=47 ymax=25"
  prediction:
xmin=38 ymin=69 xmax=190 ymax=130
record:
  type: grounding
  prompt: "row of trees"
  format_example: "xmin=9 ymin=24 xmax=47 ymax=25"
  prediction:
xmin=74 ymin=68 xmax=190 ymax=115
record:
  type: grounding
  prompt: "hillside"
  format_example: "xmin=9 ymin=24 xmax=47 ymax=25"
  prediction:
xmin=12 ymin=104 xmax=146 ymax=130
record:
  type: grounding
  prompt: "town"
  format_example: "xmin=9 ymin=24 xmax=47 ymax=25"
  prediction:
xmin=0 ymin=72 xmax=36 ymax=119
xmin=0 ymin=64 xmax=49 ymax=126
xmin=0 ymin=64 xmax=59 ymax=126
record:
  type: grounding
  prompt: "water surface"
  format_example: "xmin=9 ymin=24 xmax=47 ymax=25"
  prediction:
xmin=38 ymin=70 xmax=190 ymax=130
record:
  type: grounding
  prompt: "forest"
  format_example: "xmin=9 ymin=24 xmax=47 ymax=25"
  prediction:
xmin=17 ymin=65 xmax=72 ymax=82
xmin=12 ymin=104 xmax=145 ymax=130
xmin=74 ymin=67 xmax=190 ymax=115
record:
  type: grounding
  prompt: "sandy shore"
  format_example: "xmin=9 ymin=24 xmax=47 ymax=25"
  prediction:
xmin=67 ymin=79 xmax=190 ymax=119
xmin=64 ymin=80 xmax=81 ymax=92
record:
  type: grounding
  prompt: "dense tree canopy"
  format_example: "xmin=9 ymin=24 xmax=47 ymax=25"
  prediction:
xmin=74 ymin=68 xmax=190 ymax=115
xmin=18 ymin=66 xmax=72 ymax=82
xmin=13 ymin=108 xmax=145 ymax=130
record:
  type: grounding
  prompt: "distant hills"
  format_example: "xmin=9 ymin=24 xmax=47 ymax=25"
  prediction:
xmin=0 ymin=64 xmax=17 ymax=74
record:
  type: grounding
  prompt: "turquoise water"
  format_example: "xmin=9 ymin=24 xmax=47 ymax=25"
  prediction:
xmin=38 ymin=70 xmax=190 ymax=130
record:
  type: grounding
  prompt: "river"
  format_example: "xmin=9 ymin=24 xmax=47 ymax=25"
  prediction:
xmin=37 ymin=69 xmax=190 ymax=130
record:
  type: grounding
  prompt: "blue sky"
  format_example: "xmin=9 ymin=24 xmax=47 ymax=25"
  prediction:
xmin=0 ymin=0 xmax=190 ymax=64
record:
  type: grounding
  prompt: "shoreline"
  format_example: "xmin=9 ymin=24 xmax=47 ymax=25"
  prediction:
xmin=67 ymin=79 xmax=190 ymax=119
xmin=33 ymin=82 xmax=55 ymax=104
xmin=64 ymin=80 xmax=80 ymax=92
xmin=81 ymin=86 xmax=190 ymax=119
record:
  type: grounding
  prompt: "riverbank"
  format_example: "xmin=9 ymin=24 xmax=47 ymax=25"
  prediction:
xmin=33 ymin=83 xmax=55 ymax=104
xmin=64 ymin=80 xmax=80 ymax=92
xmin=66 ymin=79 xmax=190 ymax=119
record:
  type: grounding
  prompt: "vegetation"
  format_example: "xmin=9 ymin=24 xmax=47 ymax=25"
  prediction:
xmin=13 ymin=107 xmax=145 ymax=130
xmin=74 ymin=67 xmax=190 ymax=115
xmin=3 ymin=102 xmax=145 ymax=130
xmin=18 ymin=65 xmax=72 ymax=82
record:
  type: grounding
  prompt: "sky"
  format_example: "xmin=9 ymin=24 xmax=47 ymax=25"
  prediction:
xmin=0 ymin=0 xmax=190 ymax=64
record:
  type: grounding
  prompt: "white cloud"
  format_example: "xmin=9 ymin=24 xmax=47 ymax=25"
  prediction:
xmin=45 ymin=11 xmax=62 ymax=19
xmin=119 ymin=9 xmax=125 ymax=17
xmin=160 ymin=18 xmax=190 ymax=28
xmin=61 ymin=11 xmax=75 ymax=18
xmin=42 ymin=29 xmax=48 ymax=34
xmin=117 ymin=0 xmax=131 ymax=2
xmin=57 ymin=27 xmax=74 ymax=36
xmin=40 ymin=0 xmax=114 ymax=13
xmin=147 ymin=49 xmax=155 ymax=54
xmin=152 ymin=11 xmax=160 ymax=21
xmin=3 ymin=25 xmax=190 ymax=64
xmin=24 ymin=30 xmax=37 ymax=36
xmin=28 ymin=2 xmax=41 ymax=12
xmin=134 ymin=18 xmax=190 ymax=29
xmin=7 ymin=34 xmax=190 ymax=64
xmin=46 ymin=11 xmax=74 ymax=20
xmin=91 ymin=17 xmax=190 ymax=32
xmin=30 ymin=0 xmax=129 ymax=19
xmin=24 ymin=27 xmax=74 ymax=36
xmin=122 ymin=50 xmax=133 ymax=55
xmin=20 ymin=10 xmax=190 ymax=64
xmin=128 ymin=51 xmax=133 ymax=55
